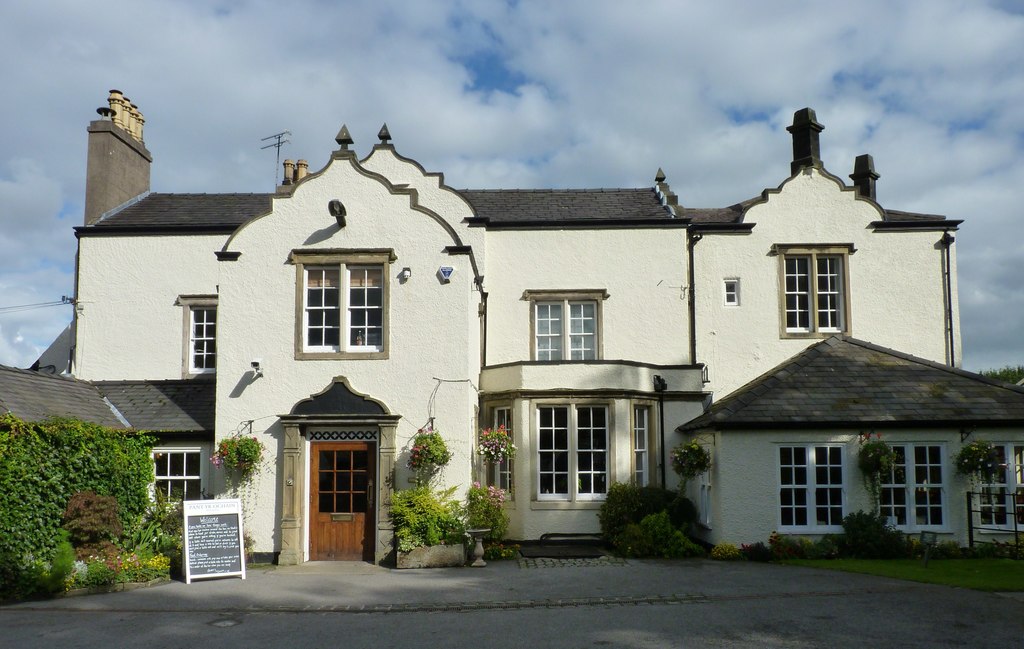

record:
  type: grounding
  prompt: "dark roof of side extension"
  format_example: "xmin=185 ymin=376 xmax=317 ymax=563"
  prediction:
xmin=679 ymin=336 xmax=1024 ymax=431
xmin=94 ymin=379 xmax=216 ymax=432
xmin=0 ymin=365 xmax=126 ymax=428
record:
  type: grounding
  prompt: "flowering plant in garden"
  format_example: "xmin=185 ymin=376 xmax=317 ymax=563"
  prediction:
xmin=478 ymin=425 xmax=516 ymax=465
xmin=954 ymin=440 xmax=1000 ymax=482
xmin=211 ymin=435 xmax=265 ymax=477
xmin=466 ymin=482 xmax=509 ymax=541
xmin=407 ymin=428 xmax=452 ymax=485
xmin=670 ymin=440 xmax=711 ymax=490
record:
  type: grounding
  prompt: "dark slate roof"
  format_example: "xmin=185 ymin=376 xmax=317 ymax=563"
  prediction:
xmin=0 ymin=365 xmax=125 ymax=428
xmin=680 ymin=337 xmax=1024 ymax=431
xmin=94 ymin=379 xmax=216 ymax=432
xmin=92 ymin=193 xmax=272 ymax=229
xmin=459 ymin=189 xmax=675 ymax=224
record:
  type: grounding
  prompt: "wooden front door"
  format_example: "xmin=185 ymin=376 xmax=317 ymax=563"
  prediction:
xmin=310 ymin=442 xmax=375 ymax=561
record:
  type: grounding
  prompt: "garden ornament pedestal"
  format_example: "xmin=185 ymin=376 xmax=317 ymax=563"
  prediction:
xmin=466 ymin=528 xmax=490 ymax=567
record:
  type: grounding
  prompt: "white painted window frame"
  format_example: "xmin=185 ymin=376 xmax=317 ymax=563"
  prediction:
xmin=152 ymin=446 xmax=206 ymax=501
xmin=978 ymin=443 xmax=1024 ymax=530
xmin=778 ymin=444 xmax=845 ymax=532
xmin=880 ymin=444 xmax=947 ymax=531
xmin=723 ymin=278 xmax=740 ymax=306
xmin=777 ymin=245 xmax=852 ymax=337
xmin=633 ymin=405 xmax=650 ymax=487
xmin=536 ymin=404 xmax=609 ymax=502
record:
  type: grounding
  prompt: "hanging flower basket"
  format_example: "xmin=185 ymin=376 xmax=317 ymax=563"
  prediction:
xmin=478 ymin=426 xmax=516 ymax=465
xmin=858 ymin=435 xmax=896 ymax=508
xmin=670 ymin=440 xmax=711 ymax=491
xmin=408 ymin=428 xmax=452 ymax=485
xmin=211 ymin=435 xmax=265 ymax=478
xmin=954 ymin=440 xmax=999 ymax=482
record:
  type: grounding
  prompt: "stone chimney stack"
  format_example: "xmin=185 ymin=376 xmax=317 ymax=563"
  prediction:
xmin=83 ymin=89 xmax=152 ymax=225
xmin=849 ymin=154 xmax=880 ymax=200
xmin=786 ymin=107 xmax=824 ymax=175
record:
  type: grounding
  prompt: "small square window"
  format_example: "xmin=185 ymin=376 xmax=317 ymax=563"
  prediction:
xmin=724 ymin=279 xmax=740 ymax=306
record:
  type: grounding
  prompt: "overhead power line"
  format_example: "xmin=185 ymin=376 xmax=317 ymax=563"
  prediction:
xmin=0 ymin=296 xmax=75 ymax=315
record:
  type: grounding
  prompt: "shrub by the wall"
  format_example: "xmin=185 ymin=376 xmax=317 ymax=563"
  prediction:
xmin=0 ymin=414 xmax=154 ymax=599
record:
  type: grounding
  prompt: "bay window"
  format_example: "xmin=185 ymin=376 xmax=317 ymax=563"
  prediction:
xmin=537 ymin=405 xmax=608 ymax=501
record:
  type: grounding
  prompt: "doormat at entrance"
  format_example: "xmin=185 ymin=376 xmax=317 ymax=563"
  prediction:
xmin=518 ymin=544 xmax=608 ymax=559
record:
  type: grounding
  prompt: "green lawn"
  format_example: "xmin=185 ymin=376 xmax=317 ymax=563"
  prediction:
xmin=784 ymin=558 xmax=1024 ymax=592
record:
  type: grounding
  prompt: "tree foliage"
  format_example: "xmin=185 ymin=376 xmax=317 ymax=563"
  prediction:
xmin=980 ymin=365 xmax=1024 ymax=384
xmin=0 ymin=414 xmax=155 ymax=598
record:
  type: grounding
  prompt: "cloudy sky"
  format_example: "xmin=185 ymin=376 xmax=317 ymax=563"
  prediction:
xmin=0 ymin=0 xmax=1021 ymax=373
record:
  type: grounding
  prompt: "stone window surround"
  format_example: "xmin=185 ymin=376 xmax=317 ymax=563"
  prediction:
xmin=175 ymin=294 xmax=217 ymax=378
xmin=289 ymin=248 xmax=396 ymax=360
xmin=522 ymin=289 xmax=609 ymax=361
xmin=773 ymin=244 xmax=854 ymax=339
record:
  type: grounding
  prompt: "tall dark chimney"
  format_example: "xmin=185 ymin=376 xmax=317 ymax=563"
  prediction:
xmin=849 ymin=154 xmax=880 ymax=200
xmin=786 ymin=107 xmax=824 ymax=175
xmin=83 ymin=90 xmax=152 ymax=225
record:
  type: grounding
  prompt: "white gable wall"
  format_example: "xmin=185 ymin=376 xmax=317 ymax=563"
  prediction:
xmin=214 ymin=152 xmax=483 ymax=553
xmin=695 ymin=169 xmax=959 ymax=398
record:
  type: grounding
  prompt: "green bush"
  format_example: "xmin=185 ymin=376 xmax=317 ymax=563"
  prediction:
xmin=0 ymin=414 xmax=155 ymax=599
xmin=840 ymin=511 xmax=911 ymax=559
xmin=599 ymin=483 xmax=694 ymax=541
xmin=38 ymin=531 xmax=75 ymax=595
xmin=390 ymin=486 xmax=465 ymax=553
xmin=666 ymin=494 xmax=698 ymax=533
xmin=614 ymin=511 xmax=704 ymax=559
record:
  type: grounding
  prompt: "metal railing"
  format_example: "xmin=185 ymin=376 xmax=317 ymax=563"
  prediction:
xmin=965 ymin=491 xmax=1021 ymax=559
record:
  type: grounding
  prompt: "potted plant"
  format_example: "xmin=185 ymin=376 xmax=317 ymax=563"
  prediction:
xmin=478 ymin=426 xmax=516 ymax=465
xmin=211 ymin=435 xmax=265 ymax=479
xmin=954 ymin=440 xmax=1000 ymax=483
xmin=390 ymin=486 xmax=466 ymax=568
xmin=407 ymin=428 xmax=453 ymax=486
xmin=670 ymin=440 xmax=711 ymax=492
xmin=465 ymin=482 xmax=509 ymax=567
xmin=858 ymin=435 xmax=897 ymax=508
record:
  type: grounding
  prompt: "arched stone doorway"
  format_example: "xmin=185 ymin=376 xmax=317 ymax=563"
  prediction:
xmin=277 ymin=378 xmax=398 ymax=564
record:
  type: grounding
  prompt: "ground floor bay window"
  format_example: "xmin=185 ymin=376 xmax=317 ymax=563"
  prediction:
xmin=537 ymin=405 xmax=608 ymax=501
xmin=778 ymin=445 xmax=844 ymax=530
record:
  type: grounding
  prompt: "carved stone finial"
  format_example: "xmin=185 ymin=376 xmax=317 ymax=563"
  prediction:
xmin=335 ymin=124 xmax=354 ymax=149
xmin=655 ymin=168 xmax=666 ymax=183
xmin=378 ymin=123 xmax=391 ymax=144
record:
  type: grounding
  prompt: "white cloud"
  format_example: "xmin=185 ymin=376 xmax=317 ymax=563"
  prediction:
xmin=0 ymin=0 xmax=1021 ymax=371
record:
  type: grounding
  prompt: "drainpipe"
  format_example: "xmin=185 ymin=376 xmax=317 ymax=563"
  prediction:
xmin=653 ymin=375 xmax=668 ymax=487
xmin=687 ymin=231 xmax=703 ymax=365
xmin=941 ymin=231 xmax=956 ymax=366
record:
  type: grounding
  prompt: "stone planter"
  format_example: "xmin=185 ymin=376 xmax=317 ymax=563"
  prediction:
xmin=396 ymin=543 xmax=465 ymax=569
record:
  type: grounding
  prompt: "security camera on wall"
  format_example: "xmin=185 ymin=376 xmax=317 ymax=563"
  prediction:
xmin=251 ymin=359 xmax=263 ymax=377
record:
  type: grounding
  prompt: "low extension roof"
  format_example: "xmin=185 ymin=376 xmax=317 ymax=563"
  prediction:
xmin=94 ymin=379 xmax=215 ymax=433
xmin=0 ymin=365 xmax=125 ymax=428
xmin=679 ymin=337 xmax=1024 ymax=431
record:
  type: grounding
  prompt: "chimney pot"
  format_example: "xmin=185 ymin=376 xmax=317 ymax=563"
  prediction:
xmin=282 ymin=159 xmax=295 ymax=185
xmin=296 ymin=160 xmax=309 ymax=180
xmin=786 ymin=107 xmax=824 ymax=175
xmin=850 ymin=154 xmax=880 ymax=200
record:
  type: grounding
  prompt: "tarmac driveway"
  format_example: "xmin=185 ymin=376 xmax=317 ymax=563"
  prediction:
xmin=3 ymin=558 xmax=1022 ymax=648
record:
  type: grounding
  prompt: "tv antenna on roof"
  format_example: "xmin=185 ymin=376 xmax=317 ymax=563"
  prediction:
xmin=261 ymin=130 xmax=291 ymax=184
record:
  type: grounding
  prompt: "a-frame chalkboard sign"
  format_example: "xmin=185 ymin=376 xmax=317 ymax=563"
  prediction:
xmin=183 ymin=499 xmax=247 ymax=584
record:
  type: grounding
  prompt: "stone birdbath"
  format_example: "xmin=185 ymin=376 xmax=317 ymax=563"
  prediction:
xmin=465 ymin=528 xmax=490 ymax=567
